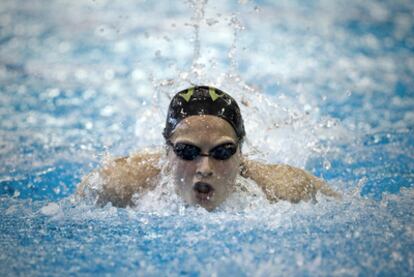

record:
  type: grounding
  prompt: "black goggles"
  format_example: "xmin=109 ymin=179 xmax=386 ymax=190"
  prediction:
xmin=167 ymin=141 xmax=238 ymax=161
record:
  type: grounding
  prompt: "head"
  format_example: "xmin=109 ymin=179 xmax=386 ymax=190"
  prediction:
xmin=163 ymin=86 xmax=245 ymax=211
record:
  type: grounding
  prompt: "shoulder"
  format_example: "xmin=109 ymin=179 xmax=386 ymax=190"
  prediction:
xmin=241 ymin=157 xmax=340 ymax=202
xmin=109 ymin=151 xmax=161 ymax=173
xmin=77 ymin=151 xmax=162 ymax=207
xmin=100 ymin=151 xmax=161 ymax=183
xmin=241 ymin=159 xmax=307 ymax=189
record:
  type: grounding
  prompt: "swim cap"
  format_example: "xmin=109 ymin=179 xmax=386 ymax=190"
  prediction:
xmin=163 ymin=86 xmax=245 ymax=141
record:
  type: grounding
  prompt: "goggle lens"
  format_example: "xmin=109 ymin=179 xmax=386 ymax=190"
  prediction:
xmin=171 ymin=142 xmax=237 ymax=161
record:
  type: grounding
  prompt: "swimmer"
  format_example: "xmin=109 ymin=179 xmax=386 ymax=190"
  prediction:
xmin=77 ymin=86 xmax=340 ymax=211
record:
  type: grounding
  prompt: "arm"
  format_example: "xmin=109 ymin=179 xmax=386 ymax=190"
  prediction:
xmin=76 ymin=152 xmax=162 ymax=207
xmin=240 ymin=158 xmax=341 ymax=203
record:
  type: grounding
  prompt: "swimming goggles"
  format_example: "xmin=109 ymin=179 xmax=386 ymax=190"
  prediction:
xmin=167 ymin=141 xmax=238 ymax=161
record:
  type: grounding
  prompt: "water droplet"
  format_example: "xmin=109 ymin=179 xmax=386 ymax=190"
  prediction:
xmin=53 ymin=186 xmax=61 ymax=194
xmin=101 ymin=106 xmax=114 ymax=117
xmin=47 ymin=88 xmax=60 ymax=98
xmin=323 ymin=160 xmax=331 ymax=170
xmin=85 ymin=121 xmax=93 ymax=130
xmin=13 ymin=190 xmax=20 ymax=198
xmin=206 ymin=18 xmax=218 ymax=26
xmin=104 ymin=69 xmax=114 ymax=80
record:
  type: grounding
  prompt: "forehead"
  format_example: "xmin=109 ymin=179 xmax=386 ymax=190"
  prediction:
xmin=170 ymin=115 xmax=237 ymax=143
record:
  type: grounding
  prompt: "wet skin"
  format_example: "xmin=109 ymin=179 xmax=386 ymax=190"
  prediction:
xmin=167 ymin=115 xmax=241 ymax=211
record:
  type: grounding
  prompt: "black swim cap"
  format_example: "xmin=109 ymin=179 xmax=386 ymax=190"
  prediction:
xmin=163 ymin=86 xmax=245 ymax=141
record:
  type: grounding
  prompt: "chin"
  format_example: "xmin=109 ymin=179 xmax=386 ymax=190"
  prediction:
xmin=186 ymin=194 xmax=218 ymax=211
xmin=202 ymin=205 xmax=216 ymax=212
xmin=196 ymin=201 xmax=217 ymax=212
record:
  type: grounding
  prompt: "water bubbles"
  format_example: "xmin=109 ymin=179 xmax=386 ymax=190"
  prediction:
xmin=12 ymin=190 xmax=20 ymax=198
xmin=0 ymin=13 xmax=11 ymax=27
xmin=100 ymin=105 xmax=114 ymax=117
xmin=114 ymin=40 xmax=129 ymax=53
xmin=205 ymin=18 xmax=219 ymax=26
xmin=323 ymin=160 xmax=331 ymax=171
xmin=304 ymin=104 xmax=312 ymax=113
xmin=84 ymin=121 xmax=93 ymax=130
xmin=40 ymin=202 xmax=60 ymax=216
xmin=391 ymin=251 xmax=403 ymax=262
xmin=229 ymin=14 xmax=245 ymax=31
xmin=353 ymin=177 xmax=368 ymax=196
xmin=104 ymin=69 xmax=114 ymax=80
xmin=58 ymin=42 xmax=71 ymax=54
xmin=53 ymin=186 xmax=61 ymax=195
xmin=75 ymin=68 xmax=88 ymax=80
xmin=131 ymin=69 xmax=146 ymax=81
xmin=5 ymin=205 xmax=17 ymax=215
xmin=95 ymin=25 xmax=108 ymax=36
xmin=179 ymin=71 xmax=189 ymax=80
xmin=47 ymin=88 xmax=60 ymax=98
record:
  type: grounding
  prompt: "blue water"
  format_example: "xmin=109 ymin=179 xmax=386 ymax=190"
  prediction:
xmin=1 ymin=0 xmax=413 ymax=276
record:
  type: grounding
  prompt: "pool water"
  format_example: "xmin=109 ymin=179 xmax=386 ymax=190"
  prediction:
xmin=1 ymin=0 xmax=413 ymax=276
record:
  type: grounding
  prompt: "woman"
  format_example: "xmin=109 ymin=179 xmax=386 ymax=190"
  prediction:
xmin=77 ymin=86 xmax=340 ymax=211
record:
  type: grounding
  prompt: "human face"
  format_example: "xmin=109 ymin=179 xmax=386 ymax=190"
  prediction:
xmin=167 ymin=115 xmax=241 ymax=211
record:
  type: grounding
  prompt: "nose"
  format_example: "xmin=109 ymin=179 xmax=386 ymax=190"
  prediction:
xmin=196 ymin=156 xmax=213 ymax=178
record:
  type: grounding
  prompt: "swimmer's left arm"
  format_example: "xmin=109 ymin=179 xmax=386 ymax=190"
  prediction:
xmin=240 ymin=158 xmax=341 ymax=203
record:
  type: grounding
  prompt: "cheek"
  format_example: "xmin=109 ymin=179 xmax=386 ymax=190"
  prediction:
xmin=215 ymin=158 xmax=240 ymax=179
xmin=172 ymin=159 xmax=196 ymax=182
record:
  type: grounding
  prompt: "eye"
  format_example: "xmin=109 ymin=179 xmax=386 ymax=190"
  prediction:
xmin=210 ymin=143 xmax=237 ymax=160
xmin=174 ymin=143 xmax=201 ymax=160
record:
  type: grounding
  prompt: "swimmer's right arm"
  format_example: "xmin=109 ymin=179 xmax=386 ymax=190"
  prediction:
xmin=76 ymin=152 xmax=161 ymax=207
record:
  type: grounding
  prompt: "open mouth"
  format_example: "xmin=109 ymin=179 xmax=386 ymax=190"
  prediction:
xmin=193 ymin=182 xmax=215 ymax=202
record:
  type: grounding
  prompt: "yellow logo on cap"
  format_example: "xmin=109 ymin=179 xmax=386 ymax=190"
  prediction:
xmin=179 ymin=86 xmax=223 ymax=102
xmin=179 ymin=87 xmax=194 ymax=102
xmin=209 ymin=87 xmax=223 ymax=101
